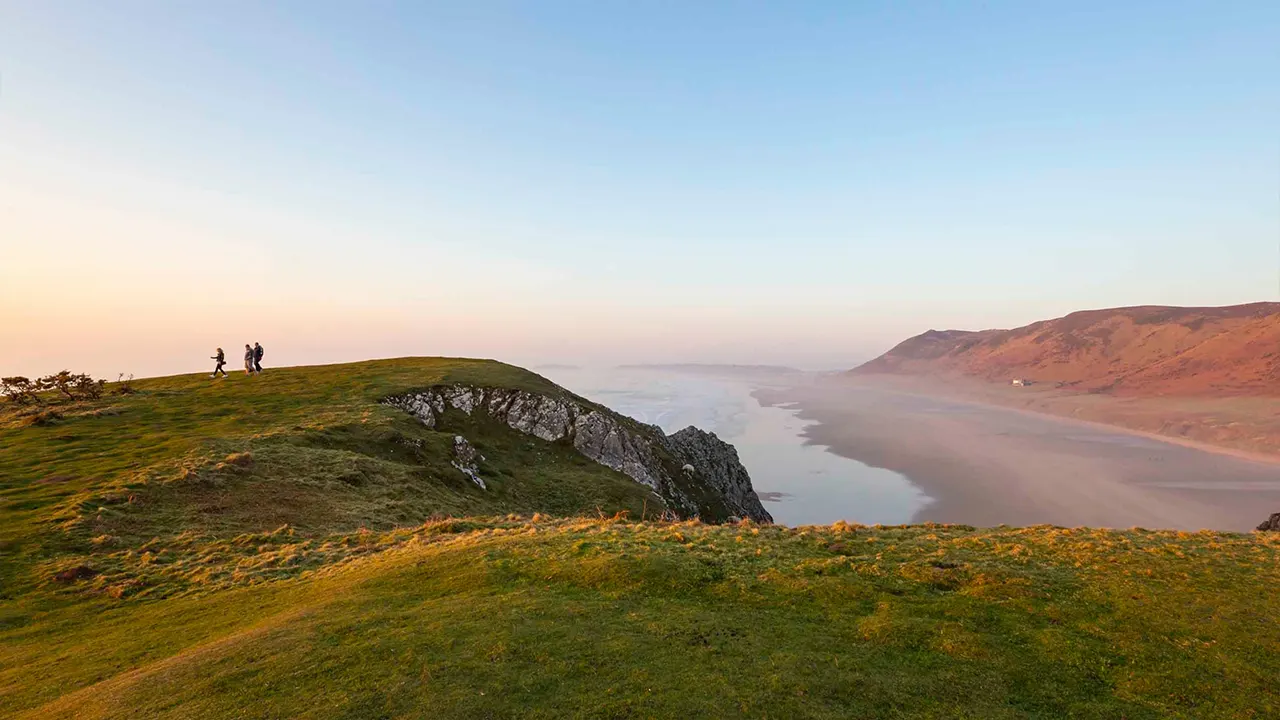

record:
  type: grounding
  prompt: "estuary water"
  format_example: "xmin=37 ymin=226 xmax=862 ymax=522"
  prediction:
xmin=538 ymin=366 xmax=931 ymax=526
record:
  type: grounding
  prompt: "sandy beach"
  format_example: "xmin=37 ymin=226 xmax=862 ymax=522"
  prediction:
xmin=765 ymin=376 xmax=1280 ymax=531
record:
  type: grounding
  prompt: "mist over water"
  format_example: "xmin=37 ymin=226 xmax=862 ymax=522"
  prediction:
xmin=539 ymin=366 xmax=931 ymax=526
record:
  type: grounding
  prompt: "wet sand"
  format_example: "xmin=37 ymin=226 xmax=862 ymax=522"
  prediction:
xmin=766 ymin=377 xmax=1280 ymax=531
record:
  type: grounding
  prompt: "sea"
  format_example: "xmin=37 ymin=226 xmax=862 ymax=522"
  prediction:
xmin=537 ymin=365 xmax=931 ymax=526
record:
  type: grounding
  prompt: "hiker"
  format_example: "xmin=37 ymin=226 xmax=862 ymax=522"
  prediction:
xmin=211 ymin=348 xmax=227 ymax=378
xmin=253 ymin=342 xmax=264 ymax=373
xmin=244 ymin=344 xmax=255 ymax=375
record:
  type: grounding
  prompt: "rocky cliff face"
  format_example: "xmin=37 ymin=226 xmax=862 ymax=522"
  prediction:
xmin=666 ymin=426 xmax=770 ymax=521
xmin=383 ymin=385 xmax=772 ymax=523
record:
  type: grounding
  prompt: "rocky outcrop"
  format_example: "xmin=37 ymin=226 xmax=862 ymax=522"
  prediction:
xmin=666 ymin=426 xmax=770 ymax=522
xmin=383 ymin=385 xmax=772 ymax=523
xmin=1258 ymin=513 xmax=1280 ymax=532
xmin=451 ymin=435 xmax=485 ymax=489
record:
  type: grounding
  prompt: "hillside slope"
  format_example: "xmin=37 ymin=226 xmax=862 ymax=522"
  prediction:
xmin=4 ymin=517 xmax=1279 ymax=718
xmin=0 ymin=358 xmax=766 ymax=602
xmin=855 ymin=303 xmax=1280 ymax=396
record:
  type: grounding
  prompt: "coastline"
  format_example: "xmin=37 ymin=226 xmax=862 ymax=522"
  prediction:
xmin=759 ymin=376 xmax=1280 ymax=532
xmin=847 ymin=373 xmax=1280 ymax=461
xmin=849 ymin=374 xmax=1280 ymax=466
xmin=541 ymin=366 xmax=930 ymax=526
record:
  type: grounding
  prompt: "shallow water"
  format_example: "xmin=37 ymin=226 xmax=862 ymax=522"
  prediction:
xmin=538 ymin=367 xmax=931 ymax=526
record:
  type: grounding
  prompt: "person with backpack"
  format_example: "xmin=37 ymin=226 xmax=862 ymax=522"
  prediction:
xmin=253 ymin=342 xmax=264 ymax=373
xmin=243 ymin=344 xmax=255 ymax=375
xmin=211 ymin=348 xmax=227 ymax=378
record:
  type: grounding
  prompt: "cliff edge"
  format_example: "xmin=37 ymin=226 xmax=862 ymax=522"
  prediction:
xmin=384 ymin=384 xmax=771 ymax=523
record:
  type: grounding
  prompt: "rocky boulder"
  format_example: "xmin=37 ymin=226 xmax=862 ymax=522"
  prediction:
xmin=1257 ymin=513 xmax=1280 ymax=532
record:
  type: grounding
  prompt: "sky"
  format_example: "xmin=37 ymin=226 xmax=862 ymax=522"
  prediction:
xmin=2 ymin=1 xmax=1278 ymax=378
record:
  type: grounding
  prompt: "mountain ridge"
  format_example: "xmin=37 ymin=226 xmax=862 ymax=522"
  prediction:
xmin=854 ymin=302 xmax=1280 ymax=396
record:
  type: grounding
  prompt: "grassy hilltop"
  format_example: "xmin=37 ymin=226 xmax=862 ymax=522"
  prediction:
xmin=0 ymin=358 xmax=667 ymax=599
xmin=2 ymin=359 xmax=1279 ymax=718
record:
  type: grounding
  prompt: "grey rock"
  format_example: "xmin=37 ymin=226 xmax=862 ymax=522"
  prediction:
xmin=665 ymin=426 xmax=771 ymax=523
xmin=572 ymin=410 xmax=664 ymax=491
xmin=453 ymin=434 xmax=478 ymax=465
xmin=451 ymin=435 xmax=485 ymax=489
xmin=1257 ymin=513 xmax=1280 ymax=532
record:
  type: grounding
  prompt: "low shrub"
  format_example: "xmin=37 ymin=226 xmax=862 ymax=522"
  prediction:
xmin=1 ymin=376 xmax=39 ymax=405
xmin=41 ymin=371 xmax=106 ymax=401
xmin=115 ymin=373 xmax=136 ymax=395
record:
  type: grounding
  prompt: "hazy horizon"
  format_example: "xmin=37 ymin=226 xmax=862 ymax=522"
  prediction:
xmin=4 ymin=1 xmax=1277 ymax=379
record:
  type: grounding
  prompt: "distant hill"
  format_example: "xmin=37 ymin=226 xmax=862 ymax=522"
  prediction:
xmin=532 ymin=363 xmax=582 ymax=371
xmin=854 ymin=303 xmax=1280 ymax=396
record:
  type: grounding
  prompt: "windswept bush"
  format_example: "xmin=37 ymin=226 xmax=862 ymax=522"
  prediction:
xmin=71 ymin=374 xmax=107 ymax=400
xmin=41 ymin=371 xmax=105 ymax=401
xmin=3 ymin=372 xmax=110 ymax=404
xmin=1 ymin=376 xmax=40 ymax=405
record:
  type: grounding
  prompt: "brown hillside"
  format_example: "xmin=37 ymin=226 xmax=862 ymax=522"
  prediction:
xmin=855 ymin=303 xmax=1280 ymax=396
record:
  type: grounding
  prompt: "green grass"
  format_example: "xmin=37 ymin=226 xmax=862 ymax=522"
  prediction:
xmin=4 ymin=518 xmax=1278 ymax=718
xmin=3 ymin=358 xmax=1279 ymax=718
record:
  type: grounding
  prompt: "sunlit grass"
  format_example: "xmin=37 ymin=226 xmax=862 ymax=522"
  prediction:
xmin=4 ymin=517 xmax=1278 ymax=718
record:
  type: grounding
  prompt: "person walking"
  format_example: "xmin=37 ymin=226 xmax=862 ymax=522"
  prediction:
xmin=244 ymin=344 xmax=256 ymax=375
xmin=253 ymin=342 xmax=264 ymax=373
xmin=211 ymin=348 xmax=227 ymax=378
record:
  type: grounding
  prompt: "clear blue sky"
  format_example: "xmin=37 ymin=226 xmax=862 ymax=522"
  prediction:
xmin=2 ymin=1 xmax=1278 ymax=376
